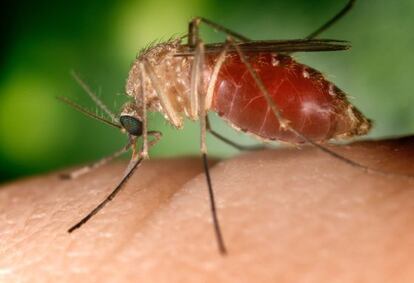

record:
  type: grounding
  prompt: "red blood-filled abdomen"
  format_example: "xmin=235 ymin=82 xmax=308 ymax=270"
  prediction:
xmin=209 ymin=52 xmax=370 ymax=143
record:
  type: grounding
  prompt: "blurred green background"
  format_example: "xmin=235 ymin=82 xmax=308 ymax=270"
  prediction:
xmin=1 ymin=0 xmax=413 ymax=183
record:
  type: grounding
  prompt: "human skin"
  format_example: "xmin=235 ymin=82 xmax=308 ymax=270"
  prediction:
xmin=0 ymin=136 xmax=414 ymax=283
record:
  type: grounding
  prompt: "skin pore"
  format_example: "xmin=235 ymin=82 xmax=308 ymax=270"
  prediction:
xmin=1 ymin=135 xmax=414 ymax=282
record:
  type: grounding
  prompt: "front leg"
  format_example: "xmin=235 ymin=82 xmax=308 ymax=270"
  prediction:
xmin=141 ymin=59 xmax=182 ymax=128
xmin=60 ymin=142 xmax=132 ymax=180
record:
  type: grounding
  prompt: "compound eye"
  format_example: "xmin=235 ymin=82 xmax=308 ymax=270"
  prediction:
xmin=119 ymin=115 xmax=142 ymax=136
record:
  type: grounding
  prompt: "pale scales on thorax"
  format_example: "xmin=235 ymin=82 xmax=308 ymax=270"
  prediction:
xmin=125 ymin=38 xmax=196 ymax=128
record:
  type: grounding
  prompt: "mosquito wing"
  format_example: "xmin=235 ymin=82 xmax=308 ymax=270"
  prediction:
xmin=176 ymin=39 xmax=350 ymax=56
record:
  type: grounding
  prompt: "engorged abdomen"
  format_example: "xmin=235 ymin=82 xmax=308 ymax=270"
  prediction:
xmin=209 ymin=52 xmax=371 ymax=143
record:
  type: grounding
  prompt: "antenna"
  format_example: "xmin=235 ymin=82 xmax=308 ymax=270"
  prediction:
xmin=57 ymin=96 xmax=121 ymax=130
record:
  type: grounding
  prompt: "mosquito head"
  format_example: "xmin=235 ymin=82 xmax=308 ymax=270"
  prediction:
xmin=119 ymin=102 xmax=143 ymax=136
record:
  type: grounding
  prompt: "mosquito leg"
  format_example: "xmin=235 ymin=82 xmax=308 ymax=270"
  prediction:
xmin=68 ymin=133 xmax=162 ymax=233
xmin=206 ymin=116 xmax=265 ymax=151
xmin=189 ymin=0 xmax=357 ymax=46
xmin=201 ymin=151 xmax=227 ymax=254
xmin=60 ymin=141 xmax=133 ymax=180
xmin=188 ymin=0 xmax=356 ymax=46
xmin=201 ymin=39 xmax=264 ymax=152
xmin=68 ymin=151 xmax=142 ymax=233
xmin=188 ymin=17 xmax=250 ymax=47
xmin=189 ymin=37 xmax=202 ymax=119
xmin=191 ymin=34 xmax=228 ymax=254
xmin=142 ymin=59 xmax=182 ymax=128
xmin=204 ymin=39 xmax=229 ymax=110
xmin=61 ymin=130 xmax=161 ymax=180
xmin=147 ymin=130 xmax=162 ymax=148
xmin=305 ymin=0 xmax=357 ymax=39
xmin=138 ymin=63 xmax=149 ymax=158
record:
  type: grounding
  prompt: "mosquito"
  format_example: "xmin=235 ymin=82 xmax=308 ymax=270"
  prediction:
xmin=58 ymin=0 xmax=412 ymax=255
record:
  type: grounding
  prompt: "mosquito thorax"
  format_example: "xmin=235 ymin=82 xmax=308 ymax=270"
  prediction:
xmin=125 ymin=38 xmax=197 ymax=129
